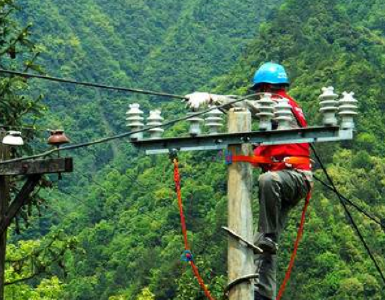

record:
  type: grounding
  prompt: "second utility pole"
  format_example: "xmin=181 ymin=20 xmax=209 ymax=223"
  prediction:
xmin=227 ymin=108 xmax=254 ymax=300
xmin=0 ymin=132 xmax=9 ymax=300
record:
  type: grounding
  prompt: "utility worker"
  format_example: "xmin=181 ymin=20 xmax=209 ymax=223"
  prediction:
xmin=185 ymin=62 xmax=312 ymax=300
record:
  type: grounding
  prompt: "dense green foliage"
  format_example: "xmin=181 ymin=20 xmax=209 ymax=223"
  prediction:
xmin=7 ymin=0 xmax=281 ymax=298
xmin=4 ymin=0 xmax=385 ymax=299
xmin=1 ymin=1 xmax=78 ymax=298
xmin=0 ymin=0 xmax=45 ymax=149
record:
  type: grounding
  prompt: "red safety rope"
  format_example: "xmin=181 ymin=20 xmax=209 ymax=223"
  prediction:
xmin=173 ymin=159 xmax=215 ymax=300
xmin=276 ymin=190 xmax=312 ymax=300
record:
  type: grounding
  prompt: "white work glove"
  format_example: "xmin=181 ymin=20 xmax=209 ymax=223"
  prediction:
xmin=185 ymin=92 xmax=230 ymax=110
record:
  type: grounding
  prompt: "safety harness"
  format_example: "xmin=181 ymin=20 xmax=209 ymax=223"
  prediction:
xmin=225 ymin=152 xmax=312 ymax=171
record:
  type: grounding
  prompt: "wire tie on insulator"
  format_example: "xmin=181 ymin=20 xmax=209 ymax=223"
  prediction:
xmin=181 ymin=250 xmax=194 ymax=262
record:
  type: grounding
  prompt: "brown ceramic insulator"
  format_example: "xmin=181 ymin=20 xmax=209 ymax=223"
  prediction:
xmin=47 ymin=130 xmax=70 ymax=146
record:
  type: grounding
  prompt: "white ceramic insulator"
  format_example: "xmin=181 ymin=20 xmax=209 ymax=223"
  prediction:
xmin=126 ymin=103 xmax=144 ymax=139
xmin=187 ymin=112 xmax=204 ymax=136
xmin=147 ymin=109 xmax=164 ymax=139
xmin=205 ymin=106 xmax=223 ymax=134
xmin=2 ymin=131 xmax=24 ymax=146
xmin=319 ymin=86 xmax=338 ymax=126
xmin=274 ymin=98 xmax=293 ymax=130
xmin=257 ymin=93 xmax=275 ymax=131
xmin=338 ymin=91 xmax=358 ymax=129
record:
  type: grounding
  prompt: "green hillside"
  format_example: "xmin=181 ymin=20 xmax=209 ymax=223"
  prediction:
xmin=5 ymin=0 xmax=281 ymax=299
xmin=4 ymin=0 xmax=385 ymax=299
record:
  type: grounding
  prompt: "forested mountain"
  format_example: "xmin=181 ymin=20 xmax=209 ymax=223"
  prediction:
xmin=6 ymin=0 xmax=282 ymax=299
xmin=16 ymin=0 xmax=281 ymax=163
xmin=4 ymin=0 xmax=385 ymax=299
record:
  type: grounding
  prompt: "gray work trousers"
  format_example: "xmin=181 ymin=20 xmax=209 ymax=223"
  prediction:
xmin=254 ymin=169 xmax=311 ymax=299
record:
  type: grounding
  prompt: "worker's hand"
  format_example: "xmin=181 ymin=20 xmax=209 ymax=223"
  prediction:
xmin=185 ymin=92 xmax=212 ymax=110
xmin=245 ymin=100 xmax=261 ymax=115
xmin=185 ymin=92 xmax=230 ymax=110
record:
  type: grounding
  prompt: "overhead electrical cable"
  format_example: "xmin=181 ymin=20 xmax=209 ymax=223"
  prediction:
xmin=0 ymin=69 xmax=187 ymax=100
xmin=285 ymin=108 xmax=385 ymax=292
xmin=0 ymin=124 xmax=49 ymax=132
xmin=76 ymin=173 xmax=107 ymax=191
xmin=43 ymin=202 xmax=68 ymax=219
xmin=311 ymin=144 xmax=385 ymax=285
xmin=59 ymin=189 xmax=98 ymax=211
xmin=313 ymin=174 xmax=383 ymax=228
xmin=0 ymin=93 xmax=261 ymax=165
xmin=5 ymin=67 xmax=383 ymax=293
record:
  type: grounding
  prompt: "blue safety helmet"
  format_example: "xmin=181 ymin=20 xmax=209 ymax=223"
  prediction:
xmin=251 ymin=62 xmax=289 ymax=90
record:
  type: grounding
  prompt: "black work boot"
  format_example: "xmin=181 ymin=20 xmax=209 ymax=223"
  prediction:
xmin=254 ymin=291 xmax=271 ymax=300
xmin=257 ymin=236 xmax=278 ymax=254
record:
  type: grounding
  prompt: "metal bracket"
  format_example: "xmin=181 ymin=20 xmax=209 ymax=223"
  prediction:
xmin=131 ymin=126 xmax=353 ymax=155
xmin=222 ymin=226 xmax=262 ymax=254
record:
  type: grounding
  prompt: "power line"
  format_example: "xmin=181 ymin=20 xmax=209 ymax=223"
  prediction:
xmin=0 ymin=93 xmax=260 ymax=165
xmin=313 ymin=174 xmax=383 ymax=228
xmin=288 ymin=107 xmax=385 ymax=284
xmin=43 ymin=202 xmax=69 ymax=219
xmin=58 ymin=185 xmax=158 ymax=222
xmin=59 ymin=189 xmax=97 ymax=211
xmin=0 ymin=124 xmax=49 ymax=132
xmin=0 ymin=69 xmax=187 ymax=100
xmin=311 ymin=144 xmax=385 ymax=284
xmin=76 ymin=172 xmax=107 ymax=190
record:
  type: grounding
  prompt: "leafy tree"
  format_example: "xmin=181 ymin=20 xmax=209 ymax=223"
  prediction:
xmin=1 ymin=1 xmax=80 ymax=298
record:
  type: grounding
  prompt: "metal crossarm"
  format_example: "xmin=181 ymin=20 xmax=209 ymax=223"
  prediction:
xmin=131 ymin=126 xmax=352 ymax=154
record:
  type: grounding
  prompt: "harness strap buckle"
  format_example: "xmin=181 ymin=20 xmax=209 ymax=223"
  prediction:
xmin=283 ymin=157 xmax=293 ymax=168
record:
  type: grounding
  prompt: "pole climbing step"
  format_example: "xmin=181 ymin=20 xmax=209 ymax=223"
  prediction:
xmin=222 ymin=226 xmax=262 ymax=254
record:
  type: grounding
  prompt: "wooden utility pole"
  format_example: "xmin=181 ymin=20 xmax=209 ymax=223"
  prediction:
xmin=0 ymin=133 xmax=9 ymax=299
xmin=0 ymin=155 xmax=72 ymax=299
xmin=227 ymin=108 xmax=254 ymax=300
